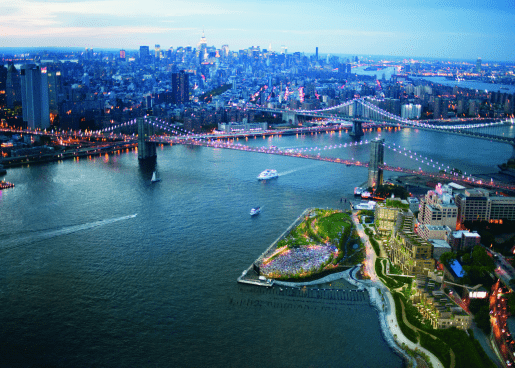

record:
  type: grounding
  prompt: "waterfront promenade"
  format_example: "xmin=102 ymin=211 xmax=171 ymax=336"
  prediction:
xmin=349 ymin=213 xmax=445 ymax=368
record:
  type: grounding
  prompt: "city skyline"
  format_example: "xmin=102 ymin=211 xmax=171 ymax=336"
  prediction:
xmin=1 ymin=0 xmax=514 ymax=62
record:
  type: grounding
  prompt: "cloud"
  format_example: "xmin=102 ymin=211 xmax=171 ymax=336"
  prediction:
xmin=0 ymin=25 xmax=191 ymax=38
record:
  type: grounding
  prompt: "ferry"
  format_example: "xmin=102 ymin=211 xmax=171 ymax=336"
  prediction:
xmin=361 ymin=191 xmax=371 ymax=199
xmin=250 ymin=207 xmax=261 ymax=216
xmin=354 ymin=187 xmax=363 ymax=196
xmin=257 ymin=169 xmax=278 ymax=180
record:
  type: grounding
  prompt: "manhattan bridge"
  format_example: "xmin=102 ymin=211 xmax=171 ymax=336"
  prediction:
xmin=7 ymin=97 xmax=515 ymax=191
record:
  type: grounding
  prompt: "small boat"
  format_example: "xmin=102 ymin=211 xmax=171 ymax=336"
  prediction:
xmin=151 ymin=171 xmax=161 ymax=183
xmin=354 ymin=187 xmax=363 ymax=196
xmin=250 ymin=207 xmax=261 ymax=216
xmin=361 ymin=191 xmax=371 ymax=199
xmin=257 ymin=169 xmax=278 ymax=180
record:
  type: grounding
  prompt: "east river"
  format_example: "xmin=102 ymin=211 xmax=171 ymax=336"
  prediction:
xmin=1 ymin=126 xmax=514 ymax=367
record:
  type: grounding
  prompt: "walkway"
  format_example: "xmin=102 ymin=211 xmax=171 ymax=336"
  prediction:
xmin=349 ymin=213 xmax=445 ymax=368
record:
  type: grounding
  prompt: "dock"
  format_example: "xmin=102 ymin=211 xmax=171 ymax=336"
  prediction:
xmin=237 ymin=208 xmax=313 ymax=287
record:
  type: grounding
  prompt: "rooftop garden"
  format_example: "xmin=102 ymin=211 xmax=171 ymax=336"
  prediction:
xmin=385 ymin=198 xmax=410 ymax=210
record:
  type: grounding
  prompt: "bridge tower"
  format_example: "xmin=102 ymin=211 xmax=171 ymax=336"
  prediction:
xmin=282 ymin=110 xmax=298 ymax=125
xmin=350 ymin=121 xmax=364 ymax=138
xmin=137 ymin=117 xmax=156 ymax=160
xmin=368 ymin=138 xmax=384 ymax=189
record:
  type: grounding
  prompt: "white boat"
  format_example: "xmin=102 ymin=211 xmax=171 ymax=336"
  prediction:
xmin=250 ymin=207 xmax=261 ymax=216
xmin=151 ymin=171 xmax=161 ymax=183
xmin=257 ymin=169 xmax=278 ymax=180
xmin=354 ymin=187 xmax=363 ymax=196
xmin=361 ymin=191 xmax=371 ymax=199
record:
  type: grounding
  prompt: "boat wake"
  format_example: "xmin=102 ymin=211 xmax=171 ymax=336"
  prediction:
xmin=278 ymin=163 xmax=321 ymax=177
xmin=1 ymin=214 xmax=137 ymax=251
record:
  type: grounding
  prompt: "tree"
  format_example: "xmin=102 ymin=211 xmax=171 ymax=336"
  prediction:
xmin=439 ymin=252 xmax=457 ymax=267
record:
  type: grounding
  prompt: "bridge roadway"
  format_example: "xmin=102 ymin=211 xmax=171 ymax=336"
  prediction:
xmin=152 ymin=136 xmax=515 ymax=191
xmin=250 ymin=102 xmax=515 ymax=145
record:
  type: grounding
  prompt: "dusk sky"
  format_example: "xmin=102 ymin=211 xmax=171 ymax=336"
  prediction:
xmin=1 ymin=0 xmax=514 ymax=61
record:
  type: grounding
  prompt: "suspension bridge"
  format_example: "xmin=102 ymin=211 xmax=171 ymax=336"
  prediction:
xmin=2 ymin=98 xmax=515 ymax=191
xmin=95 ymin=114 xmax=515 ymax=191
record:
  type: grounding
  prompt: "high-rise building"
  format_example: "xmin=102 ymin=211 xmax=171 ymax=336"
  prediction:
xmin=417 ymin=183 xmax=458 ymax=230
xmin=475 ymin=58 xmax=482 ymax=73
xmin=6 ymin=64 xmax=21 ymax=109
xmin=433 ymin=97 xmax=448 ymax=119
xmin=20 ymin=64 xmax=50 ymax=129
xmin=368 ymin=138 xmax=384 ymax=188
xmin=119 ymin=49 xmax=126 ymax=61
xmin=315 ymin=47 xmax=318 ymax=60
xmin=139 ymin=46 xmax=150 ymax=64
xmin=171 ymin=70 xmax=189 ymax=104
xmin=44 ymin=65 xmax=61 ymax=123
xmin=155 ymin=44 xmax=161 ymax=60
xmin=0 ymin=65 xmax=7 ymax=108
xmin=198 ymin=32 xmax=207 ymax=62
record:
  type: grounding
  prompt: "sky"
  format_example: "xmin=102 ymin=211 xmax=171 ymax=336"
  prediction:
xmin=1 ymin=0 xmax=514 ymax=61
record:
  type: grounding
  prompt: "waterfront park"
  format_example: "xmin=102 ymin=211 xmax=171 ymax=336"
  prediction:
xmin=258 ymin=209 xmax=364 ymax=280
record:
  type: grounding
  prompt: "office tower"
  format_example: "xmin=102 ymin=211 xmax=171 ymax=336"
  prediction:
xmin=315 ymin=47 xmax=318 ymax=60
xmin=346 ymin=63 xmax=351 ymax=74
xmin=6 ymin=64 xmax=21 ymax=109
xmin=221 ymin=45 xmax=229 ymax=58
xmin=139 ymin=46 xmax=150 ymax=64
xmin=0 ymin=65 xmax=7 ymax=107
xmin=171 ymin=70 xmax=189 ymax=104
xmin=155 ymin=44 xmax=161 ymax=60
xmin=433 ymin=97 xmax=448 ymax=119
xmin=198 ymin=31 xmax=207 ymax=62
xmin=119 ymin=49 xmax=126 ymax=61
xmin=20 ymin=64 xmax=50 ymax=130
xmin=45 ymin=65 xmax=61 ymax=123
xmin=475 ymin=58 xmax=481 ymax=73
xmin=368 ymin=139 xmax=384 ymax=188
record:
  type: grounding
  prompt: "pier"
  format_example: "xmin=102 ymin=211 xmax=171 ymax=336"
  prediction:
xmin=237 ymin=208 xmax=313 ymax=287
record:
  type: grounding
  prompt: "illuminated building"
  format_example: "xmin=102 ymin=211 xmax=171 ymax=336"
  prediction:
xmin=367 ymin=138 xmax=384 ymax=188
xmin=375 ymin=203 xmax=435 ymax=275
xmin=119 ymin=49 xmax=126 ymax=61
xmin=0 ymin=65 xmax=6 ymax=107
xmin=20 ymin=64 xmax=50 ymax=129
xmin=6 ymin=64 xmax=21 ymax=109
xmin=476 ymin=57 xmax=482 ymax=73
xmin=411 ymin=275 xmax=472 ymax=329
xmin=155 ymin=44 xmax=161 ymax=60
xmin=45 ymin=65 xmax=61 ymax=122
xmin=172 ymin=70 xmax=189 ymax=104
xmin=198 ymin=31 xmax=207 ymax=62
xmin=417 ymin=183 xmax=458 ymax=230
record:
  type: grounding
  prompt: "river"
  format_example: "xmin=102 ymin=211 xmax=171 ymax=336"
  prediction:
xmin=0 ymin=127 xmax=513 ymax=367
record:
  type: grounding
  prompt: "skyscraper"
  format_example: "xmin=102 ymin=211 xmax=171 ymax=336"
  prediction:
xmin=139 ymin=46 xmax=150 ymax=64
xmin=6 ymin=64 xmax=21 ymax=109
xmin=368 ymin=139 xmax=384 ymax=188
xmin=475 ymin=58 xmax=482 ymax=73
xmin=45 ymin=65 xmax=61 ymax=123
xmin=198 ymin=32 xmax=207 ymax=63
xmin=155 ymin=44 xmax=161 ymax=60
xmin=172 ymin=70 xmax=189 ymax=104
xmin=20 ymin=64 xmax=50 ymax=130
xmin=315 ymin=47 xmax=318 ymax=60
xmin=119 ymin=49 xmax=126 ymax=61
xmin=0 ymin=65 xmax=7 ymax=108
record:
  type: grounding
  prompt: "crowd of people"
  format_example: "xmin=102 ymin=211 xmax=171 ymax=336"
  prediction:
xmin=260 ymin=244 xmax=338 ymax=278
